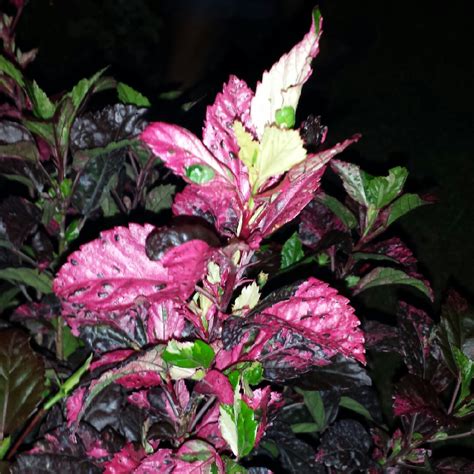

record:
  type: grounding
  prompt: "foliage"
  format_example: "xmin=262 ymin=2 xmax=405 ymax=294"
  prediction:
xmin=0 ymin=2 xmax=472 ymax=473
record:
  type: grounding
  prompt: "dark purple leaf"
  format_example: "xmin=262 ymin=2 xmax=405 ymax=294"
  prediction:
xmin=315 ymin=419 xmax=372 ymax=472
xmin=393 ymin=374 xmax=450 ymax=434
xmin=299 ymin=196 xmax=346 ymax=248
xmin=397 ymin=302 xmax=433 ymax=377
xmin=294 ymin=354 xmax=372 ymax=391
xmin=0 ymin=196 xmax=40 ymax=247
xmin=12 ymin=423 xmax=119 ymax=474
xmin=434 ymin=457 xmax=474 ymax=473
xmin=11 ymin=455 xmax=102 ymax=474
xmin=145 ymin=217 xmax=220 ymax=261
xmin=71 ymin=104 xmax=147 ymax=152
xmin=300 ymin=114 xmax=327 ymax=152
xmin=439 ymin=290 xmax=474 ymax=373
xmin=262 ymin=420 xmax=322 ymax=474
xmin=0 ymin=329 xmax=45 ymax=439
xmin=83 ymin=384 xmax=144 ymax=442
xmin=0 ymin=121 xmax=33 ymax=145
xmin=79 ymin=325 xmax=141 ymax=353
xmin=31 ymin=230 xmax=54 ymax=269
xmin=0 ymin=157 xmax=46 ymax=192
xmin=363 ymin=320 xmax=400 ymax=353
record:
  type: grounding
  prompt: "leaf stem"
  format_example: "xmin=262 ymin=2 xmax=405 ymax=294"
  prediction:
xmin=190 ymin=395 xmax=216 ymax=433
xmin=5 ymin=408 xmax=45 ymax=461
xmin=447 ymin=373 xmax=462 ymax=415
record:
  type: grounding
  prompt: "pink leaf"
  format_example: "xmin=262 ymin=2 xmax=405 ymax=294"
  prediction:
xmin=252 ymin=136 xmax=359 ymax=240
xmin=133 ymin=449 xmax=175 ymax=473
xmin=127 ymin=390 xmax=151 ymax=410
xmin=195 ymin=370 xmax=234 ymax=404
xmin=90 ymin=349 xmax=134 ymax=371
xmin=141 ymin=123 xmax=232 ymax=184
xmin=54 ymin=224 xmax=210 ymax=312
xmin=175 ymin=440 xmax=225 ymax=473
xmin=66 ymin=387 xmax=86 ymax=426
xmin=103 ymin=443 xmax=145 ymax=474
xmin=259 ymin=278 xmax=365 ymax=364
xmin=172 ymin=183 xmax=242 ymax=238
xmin=250 ymin=9 xmax=323 ymax=137
xmin=203 ymin=74 xmax=254 ymax=196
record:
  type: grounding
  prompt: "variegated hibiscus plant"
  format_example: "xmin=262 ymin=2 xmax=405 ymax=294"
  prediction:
xmin=50 ymin=8 xmax=365 ymax=471
xmin=4 ymin=5 xmax=474 ymax=474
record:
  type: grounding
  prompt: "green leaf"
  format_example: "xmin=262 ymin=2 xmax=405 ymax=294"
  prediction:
xmin=280 ymin=232 xmax=304 ymax=269
xmin=0 ymin=330 xmax=45 ymax=439
xmin=291 ymin=422 xmax=319 ymax=433
xmin=23 ymin=120 xmax=55 ymax=145
xmin=59 ymin=178 xmax=73 ymax=198
xmin=28 ymin=81 xmax=55 ymax=119
xmin=117 ymin=82 xmax=151 ymax=107
xmin=65 ymin=218 xmax=81 ymax=243
xmin=297 ymin=389 xmax=326 ymax=431
xmin=185 ymin=164 xmax=215 ymax=184
xmin=352 ymin=252 xmax=398 ymax=263
xmin=0 ymin=267 xmax=52 ymax=294
xmin=339 ymin=396 xmax=375 ymax=421
xmin=0 ymin=55 xmax=25 ymax=87
xmin=0 ymin=142 xmax=40 ymax=162
xmin=68 ymin=68 xmax=108 ymax=109
xmin=363 ymin=166 xmax=408 ymax=209
xmin=315 ymin=193 xmax=358 ymax=229
xmin=275 ymin=106 xmax=296 ymax=128
xmin=452 ymin=347 xmax=474 ymax=405
xmin=0 ymin=436 xmax=11 ymax=460
xmin=219 ymin=400 xmax=258 ymax=458
xmin=353 ymin=267 xmax=432 ymax=300
xmin=242 ymin=362 xmax=263 ymax=386
xmin=223 ymin=457 xmax=249 ymax=473
xmin=386 ymin=193 xmax=428 ymax=227
xmin=313 ymin=6 xmax=322 ymax=35
xmin=162 ymin=339 xmax=215 ymax=369
xmin=0 ymin=287 xmax=20 ymax=313
xmin=331 ymin=160 xmax=368 ymax=207
xmin=145 ymin=184 xmax=176 ymax=213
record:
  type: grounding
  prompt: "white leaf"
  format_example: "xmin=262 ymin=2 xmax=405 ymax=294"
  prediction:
xmin=250 ymin=10 xmax=322 ymax=137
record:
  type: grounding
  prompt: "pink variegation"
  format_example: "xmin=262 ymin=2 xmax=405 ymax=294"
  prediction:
xmin=215 ymin=278 xmax=365 ymax=375
xmin=142 ymin=11 xmax=359 ymax=247
xmin=54 ymin=223 xmax=211 ymax=312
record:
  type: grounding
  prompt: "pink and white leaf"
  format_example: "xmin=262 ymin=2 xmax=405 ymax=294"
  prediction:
xmin=203 ymin=74 xmax=253 ymax=197
xmin=133 ymin=449 xmax=175 ymax=473
xmin=253 ymin=136 xmax=359 ymax=239
xmin=250 ymin=9 xmax=323 ymax=137
xmin=258 ymin=278 xmax=365 ymax=364
xmin=54 ymin=224 xmax=210 ymax=312
xmin=141 ymin=123 xmax=232 ymax=184
xmin=175 ymin=440 xmax=225 ymax=473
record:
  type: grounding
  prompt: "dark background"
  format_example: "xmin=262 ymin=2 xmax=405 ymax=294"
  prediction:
xmin=5 ymin=0 xmax=474 ymax=305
